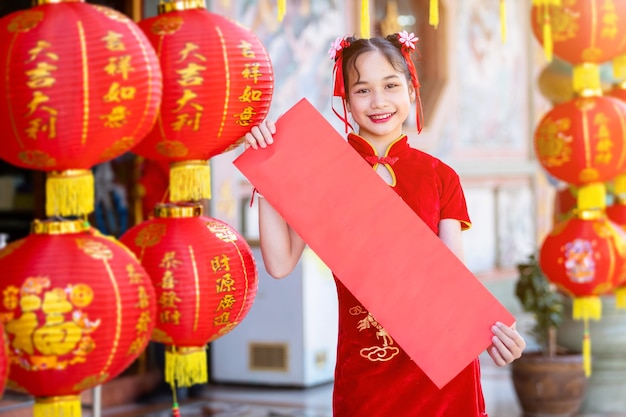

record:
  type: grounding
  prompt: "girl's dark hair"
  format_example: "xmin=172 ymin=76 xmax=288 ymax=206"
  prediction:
xmin=341 ymin=35 xmax=412 ymax=98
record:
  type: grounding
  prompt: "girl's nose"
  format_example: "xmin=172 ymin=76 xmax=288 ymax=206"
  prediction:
xmin=371 ymin=91 xmax=388 ymax=108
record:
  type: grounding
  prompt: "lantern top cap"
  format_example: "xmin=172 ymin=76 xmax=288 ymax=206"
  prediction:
xmin=36 ymin=0 xmax=84 ymax=5
xmin=158 ymin=0 xmax=206 ymax=14
xmin=31 ymin=219 xmax=91 ymax=235
xmin=154 ymin=202 xmax=203 ymax=219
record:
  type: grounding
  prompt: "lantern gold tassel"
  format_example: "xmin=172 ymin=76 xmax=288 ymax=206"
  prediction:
xmin=165 ymin=346 xmax=208 ymax=387
xmin=613 ymin=54 xmax=626 ymax=81
xmin=277 ymin=0 xmax=286 ymax=21
xmin=573 ymin=296 xmax=602 ymax=321
xmin=361 ymin=0 xmax=370 ymax=38
xmin=616 ymin=287 xmax=626 ymax=308
xmin=583 ymin=320 xmax=592 ymax=377
xmin=573 ymin=63 xmax=601 ymax=97
xmin=169 ymin=160 xmax=211 ymax=202
xmin=542 ymin=4 xmax=553 ymax=62
xmin=46 ymin=169 xmax=94 ymax=217
xmin=34 ymin=395 xmax=81 ymax=417
xmin=577 ymin=183 xmax=606 ymax=211
xmin=429 ymin=0 xmax=439 ymax=29
xmin=500 ymin=0 xmax=507 ymax=43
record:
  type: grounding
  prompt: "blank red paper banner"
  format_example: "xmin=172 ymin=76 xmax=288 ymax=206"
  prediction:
xmin=233 ymin=98 xmax=514 ymax=388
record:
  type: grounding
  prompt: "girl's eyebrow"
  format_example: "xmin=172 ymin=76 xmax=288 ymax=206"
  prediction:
xmin=352 ymin=74 xmax=401 ymax=86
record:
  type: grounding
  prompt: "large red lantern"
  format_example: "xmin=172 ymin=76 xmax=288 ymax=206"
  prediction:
xmin=534 ymin=95 xmax=626 ymax=187
xmin=120 ymin=203 xmax=258 ymax=388
xmin=0 ymin=220 xmax=156 ymax=417
xmin=540 ymin=211 xmax=626 ymax=375
xmin=134 ymin=0 xmax=273 ymax=202
xmin=531 ymin=0 xmax=626 ymax=64
xmin=0 ymin=0 xmax=162 ymax=217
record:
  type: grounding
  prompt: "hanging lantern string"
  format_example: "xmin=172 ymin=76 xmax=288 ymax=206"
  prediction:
xmin=171 ymin=383 xmax=180 ymax=417
xmin=500 ymin=0 xmax=507 ymax=43
xmin=277 ymin=0 xmax=286 ymax=22
xmin=361 ymin=0 xmax=370 ymax=38
xmin=429 ymin=0 xmax=439 ymax=29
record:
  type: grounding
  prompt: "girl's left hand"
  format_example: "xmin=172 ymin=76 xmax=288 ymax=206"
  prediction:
xmin=486 ymin=322 xmax=526 ymax=366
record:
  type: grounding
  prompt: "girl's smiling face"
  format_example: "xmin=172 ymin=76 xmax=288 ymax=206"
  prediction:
xmin=346 ymin=50 xmax=415 ymax=148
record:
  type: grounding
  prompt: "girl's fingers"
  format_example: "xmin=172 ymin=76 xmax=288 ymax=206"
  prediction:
xmin=488 ymin=322 xmax=526 ymax=366
xmin=258 ymin=122 xmax=274 ymax=145
xmin=487 ymin=345 xmax=506 ymax=367
xmin=244 ymin=121 xmax=276 ymax=150
xmin=266 ymin=119 xmax=277 ymax=134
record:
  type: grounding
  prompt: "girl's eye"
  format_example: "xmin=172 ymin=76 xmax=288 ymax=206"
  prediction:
xmin=356 ymin=88 xmax=369 ymax=94
xmin=386 ymin=83 xmax=398 ymax=89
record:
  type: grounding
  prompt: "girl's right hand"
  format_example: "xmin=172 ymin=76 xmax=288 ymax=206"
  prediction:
xmin=244 ymin=120 xmax=276 ymax=150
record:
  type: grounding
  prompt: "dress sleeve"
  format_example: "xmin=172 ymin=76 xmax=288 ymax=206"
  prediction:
xmin=438 ymin=162 xmax=471 ymax=230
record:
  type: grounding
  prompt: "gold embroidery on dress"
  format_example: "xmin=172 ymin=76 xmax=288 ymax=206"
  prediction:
xmin=350 ymin=305 xmax=399 ymax=362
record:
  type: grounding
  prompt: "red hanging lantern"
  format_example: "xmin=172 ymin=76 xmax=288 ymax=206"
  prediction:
xmin=0 ymin=322 xmax=7 ymax=398
xmin=530 ymin=0 xmax=626 ymax=64
xmin=119 ymin=203 xmax=258 ymax=388
xmin=0 ymin=220 xmax=156 ymax=417
xmin=534 ymin=95 xmax=626 ymax=189
xmin=134 ymin=0 xmax=273 ymax=202
xmin=540 ymin=210 xmax=626 ymax=375
xmin=0 ymin=0 xmax=162 ymax=217
xmin=605 ymin=173 xmax=626 ymax=306
xmin=607 ymin=80 xmax=626 ymax=102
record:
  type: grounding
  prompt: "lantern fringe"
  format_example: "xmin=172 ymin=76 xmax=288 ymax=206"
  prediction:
xmin=577 ymin=183 xmax=606 ymax=211
xmin=165 ymin=347 xmax=208 ymax=387
xmin=46 ymin=170 xmax=94 ymax=217
xmin=614 ymin=54 xmax=626 ymax=81
xmin=361 ymin=0 xmax=370 ymax=38
xmin=573 ymin=296 xmax=602 ymax=321
xmin=429 ymin=0 xmax=439 ymax=29
xmin=573 ymin=64 xmax=601 ymax=96
xmin=34 ymin=396 xmax=81 ymax=417
xmin=616 ymin=288 xmax=626 ymax=309
xmin=169 ymin=161 xmax=211 ymax=202
xmin=277 ymin=0 xmax=286 ymax=21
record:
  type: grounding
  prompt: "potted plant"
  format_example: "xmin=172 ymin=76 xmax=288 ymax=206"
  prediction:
xmin=511 ymin=253 xmax=587 ymax=417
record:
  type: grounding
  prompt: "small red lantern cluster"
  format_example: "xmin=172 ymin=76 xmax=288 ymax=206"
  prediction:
xmin=531 ymin=0 xmax=626 ymax=377
xmin=0 ymin=220 xmax=156 ymax=417
xmin=0 ymin=0 xmax=162 ymax=217
xmin=133 ymin=0 xmax=273 ymax=203
xmin=120 ymin=203 xmax=258 ymax=387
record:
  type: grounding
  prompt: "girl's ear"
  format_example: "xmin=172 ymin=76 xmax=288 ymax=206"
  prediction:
xmin=345 ymin=99 xmax=351 ymax=113
xmin=409 ymin=86 xmax=416 ymax=103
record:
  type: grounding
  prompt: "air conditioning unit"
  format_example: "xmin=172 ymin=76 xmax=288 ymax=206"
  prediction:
xmin=210 ymin=247 xmax=338 ymax=387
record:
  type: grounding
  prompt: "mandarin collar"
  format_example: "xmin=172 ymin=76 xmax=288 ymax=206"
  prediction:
xmin=347 ymin=133 xmax=410 ymax=158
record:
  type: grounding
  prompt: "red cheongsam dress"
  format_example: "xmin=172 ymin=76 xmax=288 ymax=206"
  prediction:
xmin=331 ymin=133 xmax=487 ymax=417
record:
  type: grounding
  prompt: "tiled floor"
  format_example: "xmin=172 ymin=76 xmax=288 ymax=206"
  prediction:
xmin=91 ymin=354 xmax=521 ymax=417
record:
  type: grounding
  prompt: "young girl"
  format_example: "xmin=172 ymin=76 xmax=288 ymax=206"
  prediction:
xmin=244 ymin=33 xmax=526 ymax=417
